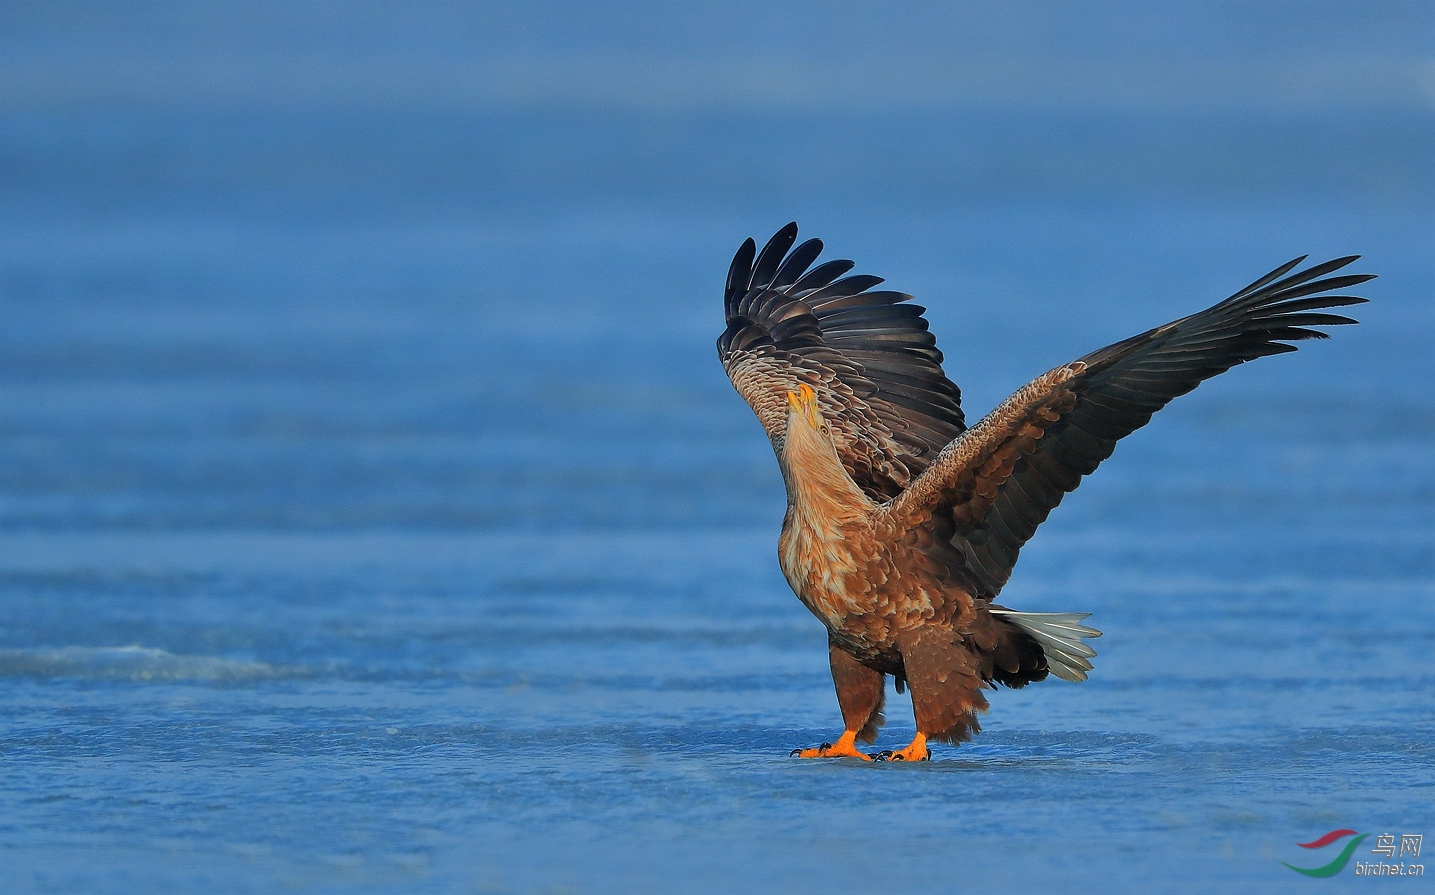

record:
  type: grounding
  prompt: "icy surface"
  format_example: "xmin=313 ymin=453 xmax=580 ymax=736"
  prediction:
xmin=1 ymin=3 xmax=1432 ymax=893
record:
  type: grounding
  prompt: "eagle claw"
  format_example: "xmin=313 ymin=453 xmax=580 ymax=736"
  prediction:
xmin=875 ymin=749 xmax=930 ymax=762
xmin=790 ymin=737 xmax=871 ymax=760
xmin=790 ymin=742 xmax=833 ymax=757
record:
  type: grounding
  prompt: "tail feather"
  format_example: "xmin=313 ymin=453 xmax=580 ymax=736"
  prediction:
xmin=990 ymin=610 xmax=1102 ymax=682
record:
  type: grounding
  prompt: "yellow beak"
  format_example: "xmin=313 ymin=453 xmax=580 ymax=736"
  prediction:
xmin=786 ymin=383 xmax=820 ymax=427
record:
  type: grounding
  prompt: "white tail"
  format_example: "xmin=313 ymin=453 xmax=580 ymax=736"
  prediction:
xmin=990 ymin=610 xmax=1102 ymax=682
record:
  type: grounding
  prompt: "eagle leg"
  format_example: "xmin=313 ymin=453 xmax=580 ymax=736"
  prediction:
xmin=887 ymin=626 xmax=990 ymax=760
xmin=828 ymin=638 xmax=886 ymax=741
xmin=789 ymin=641 xmax=885 ymax=760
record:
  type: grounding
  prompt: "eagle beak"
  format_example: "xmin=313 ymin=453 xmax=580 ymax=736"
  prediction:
xmin=786 ymin=384 xmax=821 ymax=427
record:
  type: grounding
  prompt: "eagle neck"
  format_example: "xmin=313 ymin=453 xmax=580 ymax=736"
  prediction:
xmin=780 ymin=421 xmax=873 ymax=524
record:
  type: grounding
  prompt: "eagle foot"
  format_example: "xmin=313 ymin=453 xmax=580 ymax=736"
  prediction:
xmin=874 ymin=733 xmax=930 ymax=762
xmin=874 ymin=750 xmax=930 ymax=762
xmin=790 ymin=730 xmax=871 ymax=760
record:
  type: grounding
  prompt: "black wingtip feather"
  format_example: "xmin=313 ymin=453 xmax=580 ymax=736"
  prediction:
xmin=1257 ymin=255 xmax=1365 ymax=300
xmin=806 ymin=274 xmax=888 ymax=304
xmin=725 ymin=238 xmax=756 ymax=306
xmin=751 ymin=223 xmax=799 ymax=291
xmin=791 ymin=259 xmax=856 ymax=295
xmin=1231 ymin=255 xmax=1306 ymax=300
xmin=1265 ymin=295 xmax=1368 ymax=314
xmin=772 ymin=238 xmax=824 ymax=290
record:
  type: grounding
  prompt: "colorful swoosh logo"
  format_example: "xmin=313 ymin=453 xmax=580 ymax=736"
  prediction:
xmin=1297 ymin=829 xmax=1359 ymax=849
xmin=1284 ymin=829 xmax=1367 ymax=877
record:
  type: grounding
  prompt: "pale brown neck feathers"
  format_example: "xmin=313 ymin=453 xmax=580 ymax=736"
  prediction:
xmin=781 ymin=416 xmax=872 ymax=519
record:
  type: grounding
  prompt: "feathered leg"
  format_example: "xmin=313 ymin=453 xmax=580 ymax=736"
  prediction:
xmin=879 ymin=627 xmax=989 ymax=761
xmin=791 ymin=639 xmax=884 ymax=760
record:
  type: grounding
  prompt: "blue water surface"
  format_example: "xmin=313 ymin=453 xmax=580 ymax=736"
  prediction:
xmin=1 ymin=3 xmax=1432 ymax=893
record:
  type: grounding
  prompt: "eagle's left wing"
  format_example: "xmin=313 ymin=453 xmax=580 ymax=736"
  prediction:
xmin=886 ymin=254 xmax=1373 ymax=597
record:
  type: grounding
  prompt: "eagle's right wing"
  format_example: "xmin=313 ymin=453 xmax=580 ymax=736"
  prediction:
xmin=718 ymin=223 xmax=967 ymax=499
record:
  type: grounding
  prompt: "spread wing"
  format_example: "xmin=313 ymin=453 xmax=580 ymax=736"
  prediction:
xmin=718 ymin=223 xmax=966 ymax=499
xmin=888 ymin=254 xmax=1374 ymax=597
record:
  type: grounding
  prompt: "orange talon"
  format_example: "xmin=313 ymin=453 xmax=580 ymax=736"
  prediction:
xmin=790 ymin=729 xmax=871 ymax=760
xmin=876 ymin=732 xmax=929 ymax=762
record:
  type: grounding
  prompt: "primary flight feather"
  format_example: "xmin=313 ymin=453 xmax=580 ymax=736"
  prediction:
xmin=717 ymin=222 xmax=1372 ymax=761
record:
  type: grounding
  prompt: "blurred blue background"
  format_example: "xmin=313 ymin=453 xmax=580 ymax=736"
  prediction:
xmin=0 ymin=2 xmax=1431 ymax=892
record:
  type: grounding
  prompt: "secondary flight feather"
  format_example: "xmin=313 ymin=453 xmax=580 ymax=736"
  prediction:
xmin=717 ymin=222 xmax=1371 ymax=761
